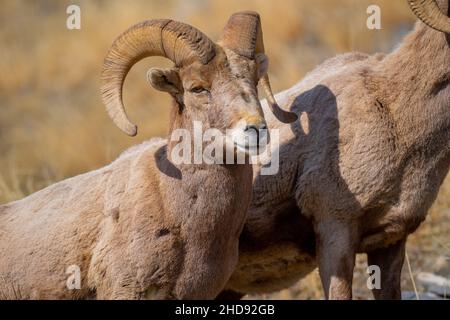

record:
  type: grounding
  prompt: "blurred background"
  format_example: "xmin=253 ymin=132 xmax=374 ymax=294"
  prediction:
xmin=0 ymin=0 xmax=448 ymax=299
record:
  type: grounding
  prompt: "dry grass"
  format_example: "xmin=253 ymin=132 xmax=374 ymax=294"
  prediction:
xmin=0 ymin=0 xmax=448 ymax=299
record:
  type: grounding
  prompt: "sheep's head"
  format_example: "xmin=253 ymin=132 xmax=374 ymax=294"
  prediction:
xmin=101 ymin=12 xmax=297 ymax=156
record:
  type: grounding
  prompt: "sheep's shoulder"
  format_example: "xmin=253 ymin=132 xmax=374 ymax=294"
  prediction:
xmin=104 ymin=138 xmax=169 ymax=216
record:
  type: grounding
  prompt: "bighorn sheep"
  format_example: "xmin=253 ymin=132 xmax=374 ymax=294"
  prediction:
xmin=220 ymin=0 xmax=450 ymax=300
xmin=0 ymin=12 xmax=294 ymax=299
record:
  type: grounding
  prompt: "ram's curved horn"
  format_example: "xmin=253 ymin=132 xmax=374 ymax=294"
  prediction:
xmin=101 ymin=19 xmax=216 ymax=136
xmin=408 ymin=0 xmax=450 ymax=33
xmin=220 ymin=11 xmax=298 ymax=124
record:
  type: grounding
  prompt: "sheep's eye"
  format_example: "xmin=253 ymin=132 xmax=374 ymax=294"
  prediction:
xmin=190 ymin=86 xmax=208 ymax=94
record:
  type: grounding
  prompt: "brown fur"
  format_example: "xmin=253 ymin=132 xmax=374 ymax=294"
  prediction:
xmin=224 ymin=3 xmax=450 ymax=299
xmin=0 ymin=42 xmax=269 ymax=299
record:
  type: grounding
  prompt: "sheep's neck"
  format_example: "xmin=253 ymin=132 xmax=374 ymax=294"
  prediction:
xmin=375 ymin=23 xmax=450 ymax=155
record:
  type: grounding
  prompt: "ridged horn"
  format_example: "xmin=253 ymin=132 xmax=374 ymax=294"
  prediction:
xmin=101 ymin=19 xmax=216 ymax=136
xmin=408 ymin=0 xmax=450 ymax=33
xmin=220 ymin=11 xmax=298 ymax=124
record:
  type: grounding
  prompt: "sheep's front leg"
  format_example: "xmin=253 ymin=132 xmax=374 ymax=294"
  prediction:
xmin=315 ymin=219 xmax=357 ymax=300
xmin=367 ymin=238 xmax=406 ymax=300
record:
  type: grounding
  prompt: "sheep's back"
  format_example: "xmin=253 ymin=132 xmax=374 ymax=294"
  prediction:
xmin=0 ymin=137 xmax=167 ymax=299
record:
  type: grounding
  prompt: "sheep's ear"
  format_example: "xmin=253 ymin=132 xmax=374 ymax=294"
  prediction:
xmin=255 ymin=53 xmax=269 ymax=80
xmin=147 ymin=68 xmax=182 ymax=94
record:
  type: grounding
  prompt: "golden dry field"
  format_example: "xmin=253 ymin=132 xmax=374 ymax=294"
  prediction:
xmin=0 ymin=0 xmax=448 ymax=299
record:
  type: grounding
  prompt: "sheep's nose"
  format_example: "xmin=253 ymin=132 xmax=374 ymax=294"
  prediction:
xmin=244 ymin=125 xmax=258 ymax=133
xmin=244 ymin=123 xmax=267 ymax=132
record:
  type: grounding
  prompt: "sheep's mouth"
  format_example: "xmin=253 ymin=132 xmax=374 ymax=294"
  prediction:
xmin=234 ymin=142 xmax=266 ymax=155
